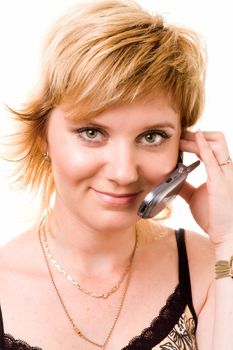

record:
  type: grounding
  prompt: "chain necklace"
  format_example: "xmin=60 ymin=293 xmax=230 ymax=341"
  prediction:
xmin=42 ymin=224 xmax=134 ymax=299
xmin=38 ymin=218 xmax=138 ymax=349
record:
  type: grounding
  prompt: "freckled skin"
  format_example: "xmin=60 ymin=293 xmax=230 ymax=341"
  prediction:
xmin=47 ymin=94 xmax=181 ymax=232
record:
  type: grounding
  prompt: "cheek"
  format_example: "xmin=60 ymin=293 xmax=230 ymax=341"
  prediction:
xmin=50 ymin=145 xmax=100 ymax=186
xmin=142 ymin=147 xmax=179 ymax=187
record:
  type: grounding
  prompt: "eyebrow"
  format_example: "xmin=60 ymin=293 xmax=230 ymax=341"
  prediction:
xmin=69 ymin=120 xmax=177 ymax=131
xmin=140 ymin=122 xmax=176 ymax=131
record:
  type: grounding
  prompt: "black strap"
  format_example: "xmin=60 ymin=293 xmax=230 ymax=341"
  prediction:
xmin=175 ymin=228 xmax=197 ymax=325
xmin=0 ymin=305 xmax=5 ymax=350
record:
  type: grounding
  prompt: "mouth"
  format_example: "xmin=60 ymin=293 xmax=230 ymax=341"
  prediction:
xmin=93 ymin=189 xmax=140 ymax=206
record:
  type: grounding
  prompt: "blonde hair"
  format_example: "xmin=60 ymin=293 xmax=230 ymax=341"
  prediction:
xmin=7 ymin=0 xmax=207 ymax=210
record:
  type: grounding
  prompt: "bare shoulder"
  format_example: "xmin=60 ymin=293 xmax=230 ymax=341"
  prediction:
xmin=183 ymin=229 xmax=215 ymax=314
xmin=0 ymin=230 xmax=42 ymax=282
xmin=137 ymin=220 xmax=215 ymax=272
xmin=142 ymin=219 xmax=215 ymax=275
xmin=184 ymin=229 xmax=215 ymax=278
xmin=137 ymin=220 xmax=215 ymax=315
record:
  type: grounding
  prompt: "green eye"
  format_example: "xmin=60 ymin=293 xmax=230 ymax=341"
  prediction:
xmin=75 ymin=127 xmax=105 ymax=144
xmin=144 ymin=133 xmax=161 ymax=143
xmin=85 ymin=129 xmax=99 ymax=139
xmin=138 ymin=130 xmax=170 ymax=147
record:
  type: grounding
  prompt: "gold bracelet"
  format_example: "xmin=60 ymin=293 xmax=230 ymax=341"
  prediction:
xmin=215 ymin=255 xmax=233 ymax=279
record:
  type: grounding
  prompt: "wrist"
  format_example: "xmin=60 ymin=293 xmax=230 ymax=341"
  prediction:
xmin=214 ymin=240 xmax=233 ymax=260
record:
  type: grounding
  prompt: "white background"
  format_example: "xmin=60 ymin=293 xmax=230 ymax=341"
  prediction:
xmin=0 ymin=0 xmax=232 ymax=244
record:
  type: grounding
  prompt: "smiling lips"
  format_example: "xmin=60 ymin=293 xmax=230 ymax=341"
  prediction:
xmin=93 ymin=189 xmax=139 ymax=206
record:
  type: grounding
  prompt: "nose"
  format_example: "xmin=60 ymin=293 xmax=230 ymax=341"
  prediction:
xmin=103 ymin=143 xmax=139 ymax=186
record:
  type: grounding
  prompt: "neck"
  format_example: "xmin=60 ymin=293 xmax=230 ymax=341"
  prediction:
xmin=44 ymin=205 xmax=137 ymax=278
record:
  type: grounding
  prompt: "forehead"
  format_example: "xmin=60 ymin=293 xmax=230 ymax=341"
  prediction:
xmin=94 ymin=96 xmax=179 ymax=129
xmin=58 ymin=93 xmax=180 ymax=127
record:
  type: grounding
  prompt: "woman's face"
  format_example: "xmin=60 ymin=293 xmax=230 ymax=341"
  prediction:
xmin=47 ymin=94 xmax=181 ymax=231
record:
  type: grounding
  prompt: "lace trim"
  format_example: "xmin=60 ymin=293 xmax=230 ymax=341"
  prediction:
xmin=3 ymin=334 xmax=42 ymax=350
xmin=2 ymin=284 xmax=195 ymax=350
xmin=122 ymin=284 xmax=187 ymax=350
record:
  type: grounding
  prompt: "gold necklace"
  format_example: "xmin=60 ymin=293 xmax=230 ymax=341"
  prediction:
xmin=42 ymin=223 xmax=134 ymax=299
xmin=38 ymin=219 xmax=138 ymax=349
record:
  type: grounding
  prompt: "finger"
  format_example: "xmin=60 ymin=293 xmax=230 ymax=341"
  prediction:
xmin=181 ymin=131 xmax=232 ymax=167
xmin=180 ymin=137 xmax=217 ymax=158
xmin=179 ymin=139 xmax=200 ymax=155
xmin=218 ymin=156 xmax=233 ymax=179
xmin=183 ymin=130 xmax=228 ymax=142
xmin=195 ymin=130 xmax=222 ymax=181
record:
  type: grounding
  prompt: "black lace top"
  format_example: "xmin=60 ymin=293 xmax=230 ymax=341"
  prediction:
xmin=0 ymin=229 xmax=198 ymax=350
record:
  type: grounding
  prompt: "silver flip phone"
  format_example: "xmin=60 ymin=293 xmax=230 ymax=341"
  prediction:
xmin=137 ymin=156 xmax=200 ymax=219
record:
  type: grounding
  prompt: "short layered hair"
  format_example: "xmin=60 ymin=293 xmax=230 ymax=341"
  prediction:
xmin=8 ymin=0 xmax=207 ymax=210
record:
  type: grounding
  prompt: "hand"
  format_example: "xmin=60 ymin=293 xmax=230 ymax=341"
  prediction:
xmin=179 ymin=130 xmax=233 ymax=248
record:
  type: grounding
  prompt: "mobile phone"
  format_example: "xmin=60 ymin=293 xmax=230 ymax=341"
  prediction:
xmin=137 ymin=155 xmax=200 ymax=219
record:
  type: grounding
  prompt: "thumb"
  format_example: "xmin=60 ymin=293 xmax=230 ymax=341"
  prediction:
xmin=178 ymin=181 xmax=196 ymax=205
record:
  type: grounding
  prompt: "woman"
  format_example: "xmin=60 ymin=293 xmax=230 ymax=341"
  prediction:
xmin=0 ymin=1 xmax=232 ymax=349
